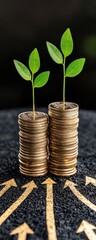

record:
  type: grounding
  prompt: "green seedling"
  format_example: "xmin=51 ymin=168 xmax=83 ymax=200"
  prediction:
xmin=46 ymin=28 xmax=86 ymax=108
xmin=13 ymin=48 xmax=50 ymax=119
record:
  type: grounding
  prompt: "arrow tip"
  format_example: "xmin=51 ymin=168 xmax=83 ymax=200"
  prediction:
xmin=85 ymin=176 xmax=91 ymax=186
xmin=85 ymin=176 xmax=96 ymax=186
xmin=77 ymin=220 xmax=96 ymax=233
xmin=10 ymin=222 xmax=34 ymax=235
xmin=22 ymin=181 xmax=37 ymax=189
xmin=0 ymin=178 xmax=17 ymax=187
xmin=42 ymin=178 xmax=56 ymax=185
xmin=64 ymin=180 xmax=77 ymax=189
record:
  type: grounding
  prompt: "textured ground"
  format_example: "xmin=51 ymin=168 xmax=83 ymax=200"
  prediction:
xmin=0 ymin=108 xmax=96 ymax=240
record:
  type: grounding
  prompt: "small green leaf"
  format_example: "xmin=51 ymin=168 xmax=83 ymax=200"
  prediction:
xmin=66 ymin=58 xmax=86 ymax=77
xmin=13 ymin=60 xmax=31 ymax=80
xmin=60 ymin=28 xmax=73 ymax=57
xmin=29 ymin=48 xmax=40 ymax=74
xmin=46 ymin=42 xmax=63 ymax=64
xmin=33 ymin=71 xmax=50 ymax=88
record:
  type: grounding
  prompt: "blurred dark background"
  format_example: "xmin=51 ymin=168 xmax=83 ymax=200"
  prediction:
xmin=0 ymin=0 xmax=96 ymax=110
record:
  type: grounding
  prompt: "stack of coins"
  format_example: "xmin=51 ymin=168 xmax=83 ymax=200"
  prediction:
xmin=48 ymin=102 xmax=79 ymax=176
xmin=18 ymin=111 xmax=48 ymax=176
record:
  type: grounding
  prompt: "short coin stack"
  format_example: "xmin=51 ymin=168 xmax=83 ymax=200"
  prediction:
xmin=48 ymin=102 xmax=79 ymax=176
xmin=18 ymin=111 xmax=48 ymax=176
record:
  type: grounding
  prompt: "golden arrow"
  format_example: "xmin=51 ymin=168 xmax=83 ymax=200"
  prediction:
xmin=0 ymin=181 xmax=37 ymax=225
xmin=0 ymin=179 xmax=17 ymax=197
xmin=85 ymin=176 xmax=96 ymax=187
xmin=42 ymin=178 xmax=57 ymax=240
xmin=10 ymin=222 xmax=33 ymax=240
xmin=76 ymin=220 xmax=96 ymax=240
xmin=64 ymin=180 xmax=96 ymax=212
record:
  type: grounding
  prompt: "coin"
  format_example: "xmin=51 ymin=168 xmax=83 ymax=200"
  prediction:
xmin=48 ymin=102 xmax=79 ymax=176
xmin=18 ymin=111 xmax=48 ymax=176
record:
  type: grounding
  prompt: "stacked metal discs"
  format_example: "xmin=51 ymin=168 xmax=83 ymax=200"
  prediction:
xmin=48 ymin=102 xmax=79 ymax=176
xmin=18 ymin=111 xmax=48 ymax=176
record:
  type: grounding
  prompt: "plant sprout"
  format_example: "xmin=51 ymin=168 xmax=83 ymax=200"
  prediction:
xmin=46 ymin=28 xmax=86 ymax=108
xmin=13 ymin=48 xmax=50 ymax=119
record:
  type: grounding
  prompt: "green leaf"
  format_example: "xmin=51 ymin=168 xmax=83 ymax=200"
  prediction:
xmin=66 ymin=58 xmax=86 ymax=77
xmin=29 ymin=48 xmax=40 ymax=74
xmin=33 ymin=71 xmax=50 ymax=88
xmin=60 ymin=28 xmax=73 ymax=57
xmin=46 ymin=42 xmax=63 ymax=64
xmin=13 ymin=60 xmax=31 ymax=80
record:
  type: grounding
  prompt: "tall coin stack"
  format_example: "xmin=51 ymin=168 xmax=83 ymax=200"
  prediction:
xmin=18 ymin=111 xmax=48 ymax=176
xmin=48 ymin=102 xmax=79 ymax=176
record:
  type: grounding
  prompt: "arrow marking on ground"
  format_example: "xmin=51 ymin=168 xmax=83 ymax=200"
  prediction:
xmin=77 ymin=220 xmax=96 ymax=240
xmin=0 ymin=181 xmax=37 ymax=225
xmin=64 ymin=180 xmax=96 ymax=212
xmin=10 ymin=222 xmax=33 ymax=240
xmin=0 ymin=179 xmax=17 ymax=197
xmin=85 ymin=176 xmax=96 ymax=187
xmin=42 ymin=178 xmax=57 ymax=240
